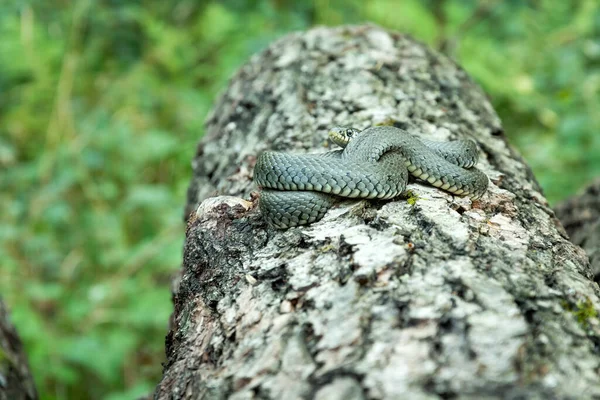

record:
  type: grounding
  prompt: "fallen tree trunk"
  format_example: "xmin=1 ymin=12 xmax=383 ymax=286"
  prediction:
xmin=0 ymin=298 xmax=38 ymax=400
xmin=555 ymin=179 xmax=600 ymax=283
xmin=157 ymin=25 xmax=600 ymax=399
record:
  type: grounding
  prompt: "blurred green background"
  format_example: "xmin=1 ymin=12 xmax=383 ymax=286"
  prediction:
xmin=1 ymin=0 xmax=598 ymax=399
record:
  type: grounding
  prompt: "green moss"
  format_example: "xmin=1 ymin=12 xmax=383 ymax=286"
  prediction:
xmin=574 ymin=298 xmax=598 ymax=327
xmin=561 ymin=297 xmax=598 ymax=329
xmin=319 ymin=244 xmax=335 ymax=253
xmin=405 ymin=190 xmax=421 ymax=206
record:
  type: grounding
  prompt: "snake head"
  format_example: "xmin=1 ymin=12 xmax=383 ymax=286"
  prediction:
xmin=328 ymin=126 xmax=362 ymax=148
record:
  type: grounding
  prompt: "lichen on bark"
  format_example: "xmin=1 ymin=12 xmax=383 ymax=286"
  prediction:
xmin=157 ymin=25 xmax=600 ymax=399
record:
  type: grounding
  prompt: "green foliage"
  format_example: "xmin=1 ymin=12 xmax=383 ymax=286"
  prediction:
xmin=0 ymin=0 xmax=597 ymax=399
xmin=454 ymin=0 xmax=600 ymax=202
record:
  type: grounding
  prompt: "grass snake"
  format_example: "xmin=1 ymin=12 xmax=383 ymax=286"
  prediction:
xmin=253 ymin=126 xmax=489 ymax=229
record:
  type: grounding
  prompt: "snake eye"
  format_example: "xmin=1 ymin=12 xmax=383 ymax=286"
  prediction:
xmin=346 ymin=129 xmax=354 ymax=137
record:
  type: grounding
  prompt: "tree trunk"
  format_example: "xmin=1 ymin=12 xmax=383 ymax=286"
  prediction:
xmin=156 ymin=25 xmax=600 ymax=399
xmin=555 ymin=179 xmax=600 ymax=283
xmin=0 ymin=298 xmax=38 ymax=400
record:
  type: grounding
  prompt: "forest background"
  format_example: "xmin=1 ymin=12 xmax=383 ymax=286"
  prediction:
xmin=1 ymin=1 xmax=598 ymax=399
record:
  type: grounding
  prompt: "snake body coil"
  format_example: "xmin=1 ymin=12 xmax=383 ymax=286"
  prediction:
xmin=254 ymin=126 xmax=488 ymax=229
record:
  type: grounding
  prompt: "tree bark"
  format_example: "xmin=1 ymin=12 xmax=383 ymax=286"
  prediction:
xmin=555 ymin=179 xmax=600 ymax=283
xmin=0 ymin=298 xmax=38 ymax=400
xmin=157 ymin=25 xmax=600 ymax=399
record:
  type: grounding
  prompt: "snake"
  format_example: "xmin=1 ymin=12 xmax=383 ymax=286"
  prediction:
xmin=253 ymin=126 xmax=489 ymax=229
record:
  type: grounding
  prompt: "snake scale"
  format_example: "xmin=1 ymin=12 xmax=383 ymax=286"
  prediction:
xmin=253 ymin=126 xmax=489 ymax=229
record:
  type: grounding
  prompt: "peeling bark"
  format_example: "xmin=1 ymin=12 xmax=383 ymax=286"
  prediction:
xmin=158 ymin=25 xmax=600 ymax=399
xmin=0 ymin=299 xmax=38 ymax=400
xmin=555 ymin=179 xmax=600 ymax=282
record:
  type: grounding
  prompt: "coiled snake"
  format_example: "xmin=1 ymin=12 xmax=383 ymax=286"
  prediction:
xmin=253 ymin=126 xmax=488 ymax=229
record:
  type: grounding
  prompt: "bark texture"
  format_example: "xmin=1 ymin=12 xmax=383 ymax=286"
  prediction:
xmin=555 ymin=178 xmax=600 ymax=282
xmin=157 ymin=25 xmax=600 ymax=399
xmin=0 ymin=299 xmax=38 ymax=400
